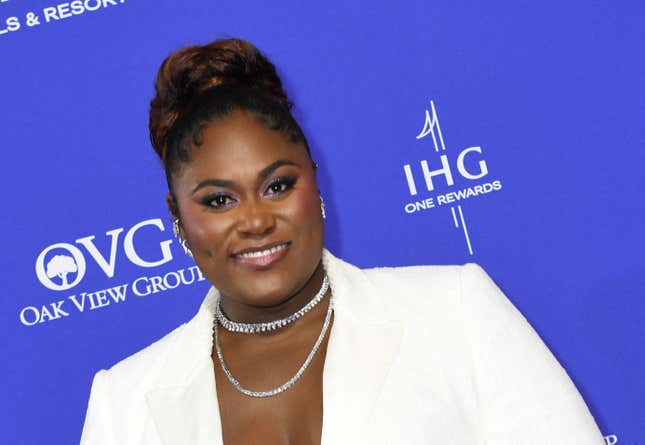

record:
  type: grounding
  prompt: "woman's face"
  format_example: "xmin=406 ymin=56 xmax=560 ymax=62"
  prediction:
xmin=168 ymin=110 xmax=324 ymax=307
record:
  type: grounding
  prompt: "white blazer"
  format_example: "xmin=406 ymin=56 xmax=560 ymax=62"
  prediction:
xmin=80 ymin=248 xmax=605 ymax=444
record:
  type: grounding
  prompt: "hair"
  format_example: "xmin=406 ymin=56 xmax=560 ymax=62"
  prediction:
xmin=148 ymin=38 xmax=313 ymax=193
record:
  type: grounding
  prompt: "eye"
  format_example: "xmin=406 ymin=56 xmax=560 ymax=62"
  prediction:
xmin=202 ymin=193 xmax=236 ymax=209
xmin=264 ymin=175 xmax=298 ymax=197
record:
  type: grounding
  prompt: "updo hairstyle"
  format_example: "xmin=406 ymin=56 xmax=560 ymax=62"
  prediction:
xmin=148 ymin=38 xmax=313 ymax=192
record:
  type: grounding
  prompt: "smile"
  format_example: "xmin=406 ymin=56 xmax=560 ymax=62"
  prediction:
xmin=235 ymin=243 xmax=289 ymax=258
xmin=233 ymin=242 xmax=291 ymax=269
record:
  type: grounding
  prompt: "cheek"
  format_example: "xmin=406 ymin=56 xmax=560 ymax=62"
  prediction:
xmin=178 ymin=206 xmax=229 ymax=256
xmin=282 ymin=190 xmax=323 ymax=249
xmin=283 ymin=181 xmax=320 ymax=224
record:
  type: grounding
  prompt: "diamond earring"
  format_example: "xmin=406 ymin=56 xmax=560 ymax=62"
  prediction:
xmin=172 ymin=218 xmax=180 ymax=238
xmin=173 ymin=218 xmax=193 ymax=258
xmin=320 ymin=195 xmax=326 ymax=220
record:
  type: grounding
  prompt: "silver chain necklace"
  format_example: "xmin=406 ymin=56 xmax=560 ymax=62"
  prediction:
xmin=215 ymin=275 xmax=330 ymax=334
xmin=213 ymin=290 xmax=334 ymax=398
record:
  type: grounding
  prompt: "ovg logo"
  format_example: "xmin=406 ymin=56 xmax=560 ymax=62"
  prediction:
xmin=36 ymin=245 xmax=86 ymax=291
xmin=21 ymin=217 xmax=207 ymax=327
xmin=34 ymin=218 xmax=174 ymax=291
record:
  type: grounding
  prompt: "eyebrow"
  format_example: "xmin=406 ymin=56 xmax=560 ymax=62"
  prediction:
xmin=191 ymin=159 xmax=301 ymax=195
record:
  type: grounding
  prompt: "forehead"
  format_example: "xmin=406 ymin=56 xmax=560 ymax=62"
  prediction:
xmin=188 ymin=110 xmax=307 ymax=174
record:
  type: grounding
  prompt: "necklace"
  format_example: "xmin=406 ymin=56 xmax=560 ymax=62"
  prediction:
xmin=213 ymin=291 xmax=334 ymax=398
xmin=215 ymin=275 xmax=330 ymax=334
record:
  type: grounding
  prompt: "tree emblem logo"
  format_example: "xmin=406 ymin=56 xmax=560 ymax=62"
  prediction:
xmin=45 ymin=254 xmax=78 ymax=287
xmin=35 ymin=243 xmax=87 ymax=291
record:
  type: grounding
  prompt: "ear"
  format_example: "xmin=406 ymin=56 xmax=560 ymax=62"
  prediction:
xmin=166 ymin=193 xmax=179 ymax=219
xmin=311 ymin=160 xmax=320 ymax=189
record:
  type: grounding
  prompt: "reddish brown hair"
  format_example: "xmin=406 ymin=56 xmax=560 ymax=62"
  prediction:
xmin=148 ymin=38 xmax=311 ymax=187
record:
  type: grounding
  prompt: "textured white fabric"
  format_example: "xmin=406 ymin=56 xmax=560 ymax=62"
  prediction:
xmin=80 ymin=247 xmax=605 ymax=444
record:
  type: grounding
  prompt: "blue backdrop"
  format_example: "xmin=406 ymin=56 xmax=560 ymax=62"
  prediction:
xmin=2 ymin=1 xmax=643 ymax=443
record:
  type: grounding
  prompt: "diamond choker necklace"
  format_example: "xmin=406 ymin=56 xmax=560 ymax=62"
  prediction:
xmin=215 ymin=274 xmax=330 ymax=334
xmin=212 ymin=274 xmax=334 ymax=397
xmin=213 ymin=291 xmax=333 ymax=398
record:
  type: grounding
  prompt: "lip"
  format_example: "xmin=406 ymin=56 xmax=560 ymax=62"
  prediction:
xmin=231 ymin=241 xmax=291 ymax=270
xmin=231 ymin=241 xmax=291 ymax=256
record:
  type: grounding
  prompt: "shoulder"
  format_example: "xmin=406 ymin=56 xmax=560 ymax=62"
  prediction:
xmin=356 ymin=261 xmax=506 ymax=323
xmin=97 ymin=287 xmax=218 ymax=390
xmin=357 ymin=261 xmax=476 ymax=319
xmin=361 ymin=261 xmax=489 ymax=300
xmin=359 ymin=259 xmax=525 ymax=333
xmin=324 ymin=248 xmax=490 ymax=308
xmin=362 ymin=261 xmax=463 ymax=287
xmin=363 ymin=261 xmax=499 ymax=297
xmin=92 ymin=320 xmax=188 ymax=395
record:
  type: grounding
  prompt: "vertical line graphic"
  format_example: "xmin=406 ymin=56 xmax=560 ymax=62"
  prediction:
xmin=451 ymin=207 xmax=459 ymax=227
xmin=457 ymin=205 xmax=474 ymax=255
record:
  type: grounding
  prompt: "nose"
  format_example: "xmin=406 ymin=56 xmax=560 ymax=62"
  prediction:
xmin=235 ymin=198 xmax=276 ymax=237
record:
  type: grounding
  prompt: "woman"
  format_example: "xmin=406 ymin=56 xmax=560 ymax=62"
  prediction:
xmin=80 ymin=38 xmax=605 ymax=444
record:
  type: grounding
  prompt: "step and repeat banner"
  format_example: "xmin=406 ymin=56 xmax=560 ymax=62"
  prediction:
xmin=2 ymin=0 xmax=643 ymax=443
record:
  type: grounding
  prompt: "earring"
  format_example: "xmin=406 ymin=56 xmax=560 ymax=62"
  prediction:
xmin=172 ymin=218 xmax=180 ymax=238
xmin=173 ymin=218 xmax=194 ymax=258
xmin=320 ymin=195 xmax=326 ymax=220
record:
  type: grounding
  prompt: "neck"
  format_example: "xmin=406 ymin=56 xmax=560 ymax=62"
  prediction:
xmin=218 ymin=260 xmax=327 ymax=326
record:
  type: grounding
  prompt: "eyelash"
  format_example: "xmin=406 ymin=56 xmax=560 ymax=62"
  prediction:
xmin=265 ymin=175 xmax=298 ymax=196
xmin=202 ymin=175 xmax=298 ymax=209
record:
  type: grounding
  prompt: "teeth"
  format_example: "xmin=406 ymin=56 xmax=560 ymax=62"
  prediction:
xmin=237 ymin=243 xmax=288 ymax=259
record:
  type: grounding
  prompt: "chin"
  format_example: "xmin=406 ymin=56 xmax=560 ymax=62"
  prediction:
xmin=239 ymin=286 xmax=294 ymax=308
xmin=230 ymin=270 xmax=295 ymax=304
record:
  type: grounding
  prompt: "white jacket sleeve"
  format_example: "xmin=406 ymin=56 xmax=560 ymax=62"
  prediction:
xmin=459 ymin=263 xmax=605 ymax=445
xmin=80 ymin=370 xmax=117 ymax=445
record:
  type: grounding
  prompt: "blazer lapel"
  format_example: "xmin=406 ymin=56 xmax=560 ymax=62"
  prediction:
xmin=145 ymin=360 xmax=222 ymax=445
xmin=144 ymin=287 xmax=224 ymax=445
xmin=321 ymin=249 xmax=404 ymax=444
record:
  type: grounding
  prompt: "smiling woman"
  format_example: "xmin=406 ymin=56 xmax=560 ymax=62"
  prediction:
xmin=79 ymin=38 xmax=606 ymax=445
xmin=167 ymin=110 xmax=324 ymax=313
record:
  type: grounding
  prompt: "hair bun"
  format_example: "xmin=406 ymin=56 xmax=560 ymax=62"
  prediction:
xmin=149 ymin=38 xmax=291 ymax=159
